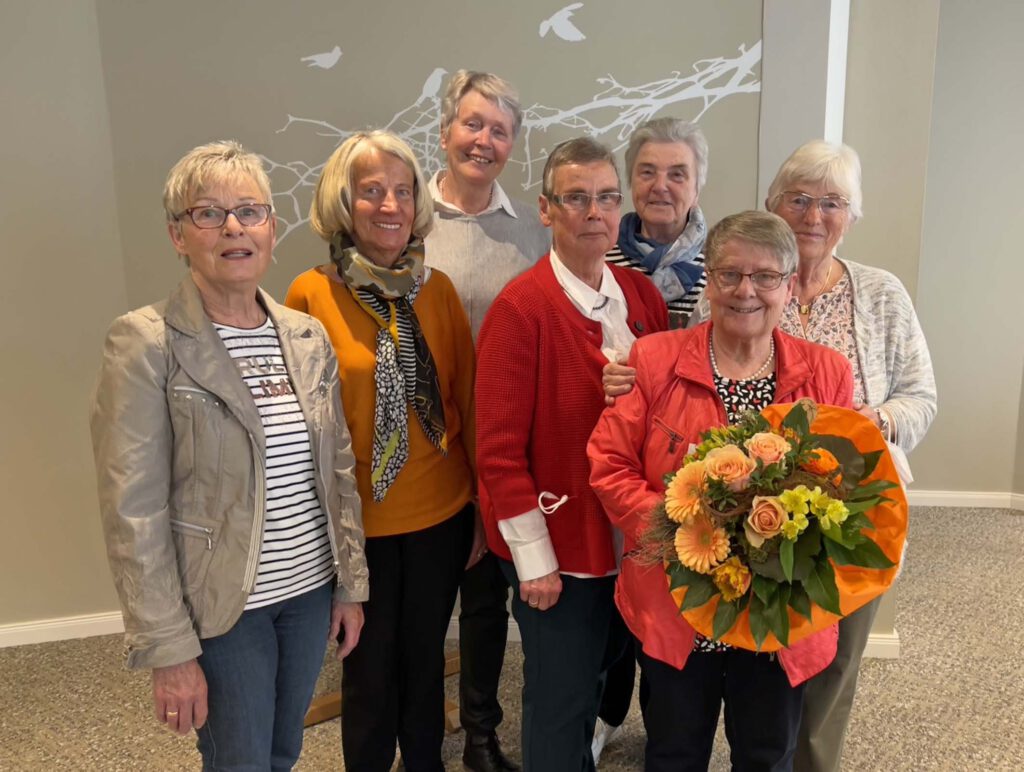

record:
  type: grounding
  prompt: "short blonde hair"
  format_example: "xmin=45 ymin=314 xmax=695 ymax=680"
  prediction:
xmin=310 ymin=131 xmax=434 ymax=242
xmin=766 ymin=140 xmax=863 ymax=222
xmin=705 ymin=211 xmax=799 ymax=275
xmin=162 ymin=140 xmax=272 ymax=224
xmin=440 ymin=70 xmax=523 ymax=138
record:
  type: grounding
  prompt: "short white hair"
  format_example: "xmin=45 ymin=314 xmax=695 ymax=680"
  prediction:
xmin=624 ymin=118 xmax=708 ymax=191
xmin=766 ymin=140 xmax=863 ymax=222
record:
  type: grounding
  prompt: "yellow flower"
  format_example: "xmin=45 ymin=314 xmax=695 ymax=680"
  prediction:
xmin=665 ymin=460 xmax=706 ymax=524
xmin=779 ymin=485 xmax=811 ymax=516
xmin=781 ymin=511 xmax=809 ymax=540
xmin=711 ymin=557 xmax=752 ymax=602
xmin=808 ymin=486 xmax=830 ymax=515
xmin=824 ymin=500 xmax=850 ymax=526
xmin=674 ymin=514 xmax=731 ymax=574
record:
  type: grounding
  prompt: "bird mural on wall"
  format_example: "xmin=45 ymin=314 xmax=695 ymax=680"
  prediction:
xmin=540 ymin=3 xmax=587 ymax=42
xmin=416 ymin=67 xmax=448 ymax=105
xmin=301 ymin=45 xmax=343 ymax=69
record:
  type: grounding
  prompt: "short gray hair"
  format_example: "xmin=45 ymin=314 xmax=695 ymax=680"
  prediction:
xmin=440 ymin=70 xmax=523 ymax=138
xmin=624 ymin=118 xmax=708 ymax=191
xmin=705 ymin=211 xmax=799 ymax=275
xmin=766 ymin=140 xmax=863 ymax=221
xmin=310 ymin=130 xmax=434 ymax=242
xmin=541 ymin=138 xmax=619 ymax=198
xmin=162 ymin=140 xmax=272 ymax=224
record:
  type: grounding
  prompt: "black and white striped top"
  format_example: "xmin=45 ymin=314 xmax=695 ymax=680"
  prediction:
xmin=214 ymin=319 xmax=334 ymax=610
xmin=604 ymin=246 xmax=707 ymax=327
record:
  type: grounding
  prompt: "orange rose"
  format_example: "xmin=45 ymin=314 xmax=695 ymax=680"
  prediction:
xmin=711 ymin=556 xmax=752 ymax=602
xmin=801 ymin=448 xmax=842 ymax=483
xmin=743 ymin=495 xmax=789 ymax=548
xmin=743 ymin=432 xmax=792 ymax=466
xmin=703 ymin=445 xmax=756 ymax=491
xmin=665 ymin=460 xmax=706 ymax=524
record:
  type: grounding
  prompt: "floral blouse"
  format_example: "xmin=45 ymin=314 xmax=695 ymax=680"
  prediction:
xmin=779 ymin=271 xmax=866 ymax=405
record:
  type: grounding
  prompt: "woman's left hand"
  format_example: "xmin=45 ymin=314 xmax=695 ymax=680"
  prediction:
xmin=465 ymin=509 xmax=488 ymax=569
xmin=853 ymin=402 xmax=882 ymax=429
xmin=329 ymin=601 xmax=364 ymax=661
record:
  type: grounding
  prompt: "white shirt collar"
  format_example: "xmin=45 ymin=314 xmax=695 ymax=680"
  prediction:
xmin=428 ymin=171 xmax=518 ymax=218
xmin=549 ymin=248 xmax=627 ymax=313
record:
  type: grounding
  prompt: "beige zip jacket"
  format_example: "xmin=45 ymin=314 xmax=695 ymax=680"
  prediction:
xmin=91 ymin=276 xmax=368 ymax=670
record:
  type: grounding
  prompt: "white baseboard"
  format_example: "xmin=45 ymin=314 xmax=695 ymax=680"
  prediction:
xmin=908 ymin=489 xmax=1024 ymax=510
xmin=863 ymin=630 xmax=900 ymax=659
xmin=0 ymin=611 xmax=124 ymax=649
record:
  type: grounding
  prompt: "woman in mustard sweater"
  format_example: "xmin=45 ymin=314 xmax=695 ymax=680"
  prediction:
xmin=286 ymin=130 xmax=480 ymax=772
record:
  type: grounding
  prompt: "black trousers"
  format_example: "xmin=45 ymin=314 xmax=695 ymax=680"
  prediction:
xmin=638 ymin=645 xmax=805 ymax=772
xmin=500 ymin=559 xmax=616 ymax=772
xmin=597 ymin=607 xmax=638 ymax=727
xmin=458 ymin=548 xmax=512 ymax=735
xmin=341 ymin=505 xmax=473 ymax=772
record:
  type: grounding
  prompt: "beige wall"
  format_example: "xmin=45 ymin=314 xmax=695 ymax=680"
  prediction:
xmin=910 ymin=0 xmax=1024 ymax=492
xmin=0 ymin=2 xmax=124 ymax=624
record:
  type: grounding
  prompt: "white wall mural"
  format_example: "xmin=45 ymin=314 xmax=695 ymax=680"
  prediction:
xmin=539 ymin=3 xmax=588 ymax=42
xmin=264 ymin=42 xmax=761 ymax=243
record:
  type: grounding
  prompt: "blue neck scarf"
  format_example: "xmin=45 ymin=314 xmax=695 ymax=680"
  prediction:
xmin=617 ymin=207 xmax=707 ymax=291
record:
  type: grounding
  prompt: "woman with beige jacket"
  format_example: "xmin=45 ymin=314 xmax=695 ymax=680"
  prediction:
xmin=90 ymin=140 xmax=367 ymax=770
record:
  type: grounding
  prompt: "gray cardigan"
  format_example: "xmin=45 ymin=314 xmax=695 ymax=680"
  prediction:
xmin=691 ymin=257 xmax=936 ymax=452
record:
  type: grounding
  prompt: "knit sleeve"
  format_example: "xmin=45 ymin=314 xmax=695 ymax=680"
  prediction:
xmin=475 ymin=291 xmax=541 ymax=521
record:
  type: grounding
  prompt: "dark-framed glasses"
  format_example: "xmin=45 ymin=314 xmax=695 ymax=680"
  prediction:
xmin=778 ymin=191 xmax=850 ymax=216
xmin=177 ymin=203 xmax=273 ymax=229
xmin=709 ymin=269 xmax=788 ymax=291
xmin=549 ymin=191 xmax=623 ymax=211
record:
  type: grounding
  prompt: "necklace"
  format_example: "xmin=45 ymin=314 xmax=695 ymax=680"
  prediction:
xmin=798 ymin=260 xmax=833 ymax=316
xmin=709 ymin=337 xmax=776 ymax=382
xmin=440 ymin=173 xmax=492 ymax=213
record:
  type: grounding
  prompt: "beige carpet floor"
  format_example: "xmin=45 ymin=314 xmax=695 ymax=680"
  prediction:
xmin=1 ymin=506 xmax=1022 ymax=771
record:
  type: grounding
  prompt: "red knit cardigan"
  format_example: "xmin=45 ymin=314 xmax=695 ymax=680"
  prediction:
xmin=475 ymin=254 xmax=668 ymax=575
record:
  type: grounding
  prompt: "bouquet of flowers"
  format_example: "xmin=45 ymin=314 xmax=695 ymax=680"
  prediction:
xmin=641 ymin=399 xmax=908 ymax=651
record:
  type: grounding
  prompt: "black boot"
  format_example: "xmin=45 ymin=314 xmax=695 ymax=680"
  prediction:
xmin=462 ymin=732 xmax=520 ymax=772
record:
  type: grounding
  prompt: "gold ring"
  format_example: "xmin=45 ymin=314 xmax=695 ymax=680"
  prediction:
xmin=166 ymin=711 xmax=179 ymax=717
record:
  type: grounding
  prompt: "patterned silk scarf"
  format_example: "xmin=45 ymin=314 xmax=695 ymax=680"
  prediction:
xmin=330 ymin=233 xmax=448 ymax=502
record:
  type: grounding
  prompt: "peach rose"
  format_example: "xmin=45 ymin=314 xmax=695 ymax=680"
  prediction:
xmin=703 ymin=444 xmax=757 ymax=491
xmin=744 ymin=495 xmax=789 ymax=548
xmin=743 ymin=432 xmax=792 ymax=466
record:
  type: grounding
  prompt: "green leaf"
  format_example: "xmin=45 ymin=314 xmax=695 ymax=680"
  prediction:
xmin=748 ymin=594 xmax=769 ymax=651
xmin=819 ymin=519 xmax=856 ymax=548
xmin=667 ymin=562 xmax=701 ymax=590
xmin=751 ymin=574 xmax=777 ymax=605
xmin=824 ymin=538 xmax=896 ymax=569
xmin=804 ymin=559 xmax=842 ymax=616
xmin=781 ymin=402 xmax=811 ymax=436
xmin=788 ymin=582 xmax=813 ymax=621
xmin=712 ymin=597 xmax=742 ymax=640
xmin=678 ymin=576 xmax=719 ymax=612
xmin=841 ymin=500 xmax=878 ymax=517
xmin=848 ymin=479 xmax=900 ymax=501
xmin=749 ymin=550 xmax=788 ymax=581
xmin=779 ymin=538 xmax=795 ymax=582
xmin=861 ymin=449 xmax=882 ymax=479
xmin=765 ymin=584 xmax=791 ymax=647
xmin=791 ymin=527 xmax=821 ymax=581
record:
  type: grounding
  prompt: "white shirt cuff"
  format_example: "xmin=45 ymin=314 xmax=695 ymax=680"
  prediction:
xmin=497 ymin=508 xmax=559 ymax=581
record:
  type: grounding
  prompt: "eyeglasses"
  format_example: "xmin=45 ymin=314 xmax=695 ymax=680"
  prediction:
xmin=176 ymin=204 xmax=273 ymax=229
xmin=708 ymin=269 xmax=788 ymax=291
xmin=549 ymin=192 xmax=624 ymax=211
xmin=777 ymin=191 xmax=850 ymax=216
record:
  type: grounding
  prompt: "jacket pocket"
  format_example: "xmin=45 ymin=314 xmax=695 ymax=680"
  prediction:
xmin=651 ymin=415 xmax=685 ymax=455
xmin=170 ymin=384 xmax=226 ymax=511
xmin=170 ymin=515 xmax=220 ymax=594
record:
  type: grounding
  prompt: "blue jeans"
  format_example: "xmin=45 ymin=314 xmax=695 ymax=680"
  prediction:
xmin=195 ymin=580 xmax=332 ymax=771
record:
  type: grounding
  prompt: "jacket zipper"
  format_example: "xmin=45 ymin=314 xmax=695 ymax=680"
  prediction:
xmin=169 ymin=518 xmax=213 ymax=550
xmin=242 ymin=434 xmax=266 ymax=593
xmin=652 ymin=415 xmax=683 ymax=454
xmin=316 ymin=375 xmax=341 ymax=577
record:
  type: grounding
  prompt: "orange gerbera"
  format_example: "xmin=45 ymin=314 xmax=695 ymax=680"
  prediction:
xmin=801 ymin=448 xmax=842 ymax=483
xmin=665 ymin=460 xmax=706 ymax=523
xmin=674 ymin=513 xmax=730 ymax=574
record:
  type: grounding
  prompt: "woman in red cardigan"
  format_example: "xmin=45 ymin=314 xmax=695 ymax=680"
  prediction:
xmin=475 ymin=138 xmax=667 ymax=771
xmin=588 ymin=211 xmax=853 ymax=772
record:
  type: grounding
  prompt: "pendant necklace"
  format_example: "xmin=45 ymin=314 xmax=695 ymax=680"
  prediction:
xmin=798 ymin=260 xmax=834 ymax=316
